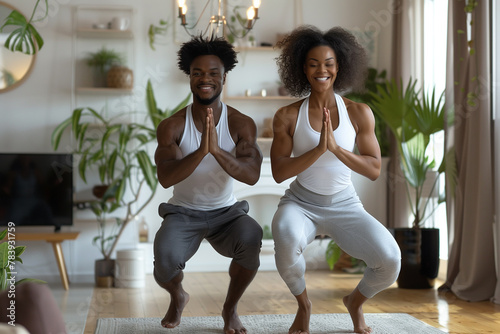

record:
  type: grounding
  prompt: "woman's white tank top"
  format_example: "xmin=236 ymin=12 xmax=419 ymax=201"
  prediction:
xmin=168 ymin=103 xmax=237 ymax=210
xmin=292 ymin=95 xmax=356 ymax=195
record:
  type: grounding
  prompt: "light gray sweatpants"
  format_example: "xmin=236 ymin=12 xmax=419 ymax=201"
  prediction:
xmin=272 ymin=180 xmax=401 ymax=298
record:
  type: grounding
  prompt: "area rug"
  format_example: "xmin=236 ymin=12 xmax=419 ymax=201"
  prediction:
xmin=95 ymin=313 xmax=446 ymax=334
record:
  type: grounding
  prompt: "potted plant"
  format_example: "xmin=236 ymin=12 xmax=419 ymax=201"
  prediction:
xmin=325 ymin=240 xmax=366 ymax=274
xmin=51 ymin=80 xmax=191 ymax=286
xmin=85 ymin=46 xmax=125 ymax=87
xmin=0 ymin=228 xmax=45 ymax=289
xmin=369 ymin=78 xmax=451 ymax=288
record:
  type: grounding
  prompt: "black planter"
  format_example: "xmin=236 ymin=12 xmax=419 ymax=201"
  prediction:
xmin=95 ymin=259 xmax=115 ymax=287
xmin=391 ymin=227 xmax=440 ymax=289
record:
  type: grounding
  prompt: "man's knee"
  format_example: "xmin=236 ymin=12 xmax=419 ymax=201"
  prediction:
xmin=235 ymin=238 xmax=262 ymax=271
xmin=153 ymin=253 xmax=185 ymax=284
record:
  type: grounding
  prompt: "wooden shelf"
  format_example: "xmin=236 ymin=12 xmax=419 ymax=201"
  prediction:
xmin=235 ymin=46 xmax=277 ymax=52
xmin=76 ymin=28 xmax=133 ymax=39
xmin=76 ymin=87 xmax=133 ymax=94
xmin=225 ymin=95 xmax=297 ymax=101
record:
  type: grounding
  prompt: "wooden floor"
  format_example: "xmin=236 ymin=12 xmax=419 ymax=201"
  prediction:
xmin=84 ymin=270 xmax=500 ymax=334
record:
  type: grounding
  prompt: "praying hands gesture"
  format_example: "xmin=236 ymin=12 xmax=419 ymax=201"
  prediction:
xmin=200 ymin=108 xmax=221 ymax=156
xmin=318 ymin=107 xmax=340 ymax=155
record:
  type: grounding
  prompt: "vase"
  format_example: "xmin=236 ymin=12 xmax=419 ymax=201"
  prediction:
xmin=95 ymin=258 xmax=115 ymax=287
xmin=391 ymin=227 xmax=440 ymax=289
xmin=92 ymin=66 xmax=110 ymax=87
xmin=92 ymin=184 xmax=109 ymax=198
xmin=106 ymin=66 xmax=133 ymax=89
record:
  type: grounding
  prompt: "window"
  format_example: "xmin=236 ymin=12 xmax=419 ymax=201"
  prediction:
xmin=422 ymin=0 xmax=449 ymax=259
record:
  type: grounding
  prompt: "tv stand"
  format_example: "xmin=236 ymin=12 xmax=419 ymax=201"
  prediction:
xmin=8 ymin=232 xmax=79 ymax=290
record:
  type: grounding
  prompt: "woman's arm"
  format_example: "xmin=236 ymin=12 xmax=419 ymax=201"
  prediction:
xmin=327 ymin=100 xmax=382 ymax=181
xmin=270 ymin=104 xmax=327 ymax=184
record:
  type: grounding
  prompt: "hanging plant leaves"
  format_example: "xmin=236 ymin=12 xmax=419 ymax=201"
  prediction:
xmin=1 ymin=10 xmax=44 ymax=55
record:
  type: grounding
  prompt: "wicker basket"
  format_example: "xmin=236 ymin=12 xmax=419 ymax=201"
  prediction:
xmin=106 ymin=66 xmax=133 ymax=88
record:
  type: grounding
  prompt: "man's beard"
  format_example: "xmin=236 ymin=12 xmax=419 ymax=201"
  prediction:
xmin=194 ymin=90 xmax=221 ymax=105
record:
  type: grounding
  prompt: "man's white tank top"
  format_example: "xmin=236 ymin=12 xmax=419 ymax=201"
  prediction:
xmin=293 ymin=95 xmax=356 ymax=195
xmin=168 ymin=103 xmax=237 ymax=210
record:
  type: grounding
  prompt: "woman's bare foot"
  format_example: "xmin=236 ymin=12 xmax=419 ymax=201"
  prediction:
xmin=222 ymin=308 xmax=247 ymax=334
xmin=161 ymin=290 xmax=190 ymax=328
xmin=343 ymin=292 xmax=372 ymax=334
xmin=289 ymin=292 xmax=312 ymax=334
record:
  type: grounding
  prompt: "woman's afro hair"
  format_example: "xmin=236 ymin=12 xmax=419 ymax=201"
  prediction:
xmin=177 ymin=35 xmax=238 ymax=75
xmin=276 ymin=25 xmax=368 ymax=97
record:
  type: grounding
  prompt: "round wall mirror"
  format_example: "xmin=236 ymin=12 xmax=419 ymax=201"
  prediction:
xmin=0 ymin=2 xmax=36 ymax=93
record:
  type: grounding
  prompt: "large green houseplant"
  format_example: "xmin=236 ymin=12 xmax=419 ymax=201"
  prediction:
xmin=51 ymin=80 xmax=190 ymax=284
xmin=370 ymin=78 xmax=448 ymax=228
xmin=369 ymin=78 xmax=452 ymax=288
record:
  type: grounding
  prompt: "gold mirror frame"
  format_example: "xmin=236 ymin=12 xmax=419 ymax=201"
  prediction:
xmin=0 ymin=1 xmax=37 ymax=93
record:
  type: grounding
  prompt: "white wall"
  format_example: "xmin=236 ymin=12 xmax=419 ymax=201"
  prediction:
xmin=0 ymin=0 xmax=394 ymax=284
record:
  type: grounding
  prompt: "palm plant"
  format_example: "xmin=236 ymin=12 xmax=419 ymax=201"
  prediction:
xmin=369 ymin=78 xmax=451 ymax=229
xmin=51 ymin=80 xmax=191 ymax=259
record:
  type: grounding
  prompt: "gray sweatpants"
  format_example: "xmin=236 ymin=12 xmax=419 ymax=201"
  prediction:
xmin=272 ymin=180 xmax=401 ymax=298
xmin=153 ymin=201 xmax=263 ymax=284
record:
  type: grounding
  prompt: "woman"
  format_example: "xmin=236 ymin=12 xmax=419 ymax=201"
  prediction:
xmin=270 ymin=25 xmax=401 ymax=334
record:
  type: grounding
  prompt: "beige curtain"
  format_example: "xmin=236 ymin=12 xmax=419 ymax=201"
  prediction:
xmin=493 ymin=0 xmax=500 ymax=305
xmin=387 ymin=0 xmax=414 ymax=228
xmin=441 ymin=0 xmax=497 ymax=302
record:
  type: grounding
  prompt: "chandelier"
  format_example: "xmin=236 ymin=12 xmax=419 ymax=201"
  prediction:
xmin=177 ymin=0 xmax=261 ymax=39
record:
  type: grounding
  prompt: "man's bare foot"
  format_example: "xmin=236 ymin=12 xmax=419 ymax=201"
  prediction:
xmin=289 ymin=298 xmax=312 ymax=334
xmin=222 ymin=308 xmax=247 ymax=334
xmin=343 ymin=294 xmax=372 ymax=334
xmin=161 ymin=290 xmax=190 ymax=328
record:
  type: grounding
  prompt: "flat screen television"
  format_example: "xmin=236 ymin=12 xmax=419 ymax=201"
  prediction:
xmin=0 ymin=153 xmax=73 ymax=231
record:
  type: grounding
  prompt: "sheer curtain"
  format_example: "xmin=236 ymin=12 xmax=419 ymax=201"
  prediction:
xmin=440 ymin=0 xmax=498 ymax=303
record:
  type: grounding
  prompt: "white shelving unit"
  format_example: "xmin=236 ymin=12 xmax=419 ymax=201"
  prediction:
xmin=71 ymin=5 xmax=136 ymax=110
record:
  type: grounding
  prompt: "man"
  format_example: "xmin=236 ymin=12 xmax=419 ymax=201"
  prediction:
xmin=153 ymin=35 xmax=263 ymax=334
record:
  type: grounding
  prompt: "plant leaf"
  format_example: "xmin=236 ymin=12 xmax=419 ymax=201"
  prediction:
xmin=146 ymin=80 xmax=160 ymax=128
xmin=136 ymin=150 xmax=157 ymax=191
xmin=325 ymin=240 xmax=342 ymax=271
xmin=0 ymin=242 xmax=9 ymax=270
xmin=0 ymin=229 xmax=7 ymax=240
xmin=1 ymin=10 xmax=44 ymax=55
xmin=15 ymin=278 xmax=47 ymax=285
xmin=51 ymin=117 xmax=72 ymax=150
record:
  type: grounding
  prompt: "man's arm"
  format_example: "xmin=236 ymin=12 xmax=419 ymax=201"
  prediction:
xmin=154 ymin=110 xmax=208 ymax=189
xmin=327 ymin=99 xmax=382 ymax=181
xmin=209 ymin=108 xmax=263 ymax=185
xmin=270 ymin=104 xmax=326 ymax=184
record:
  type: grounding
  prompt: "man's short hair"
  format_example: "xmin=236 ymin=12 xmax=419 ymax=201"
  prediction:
xmin=177 ymin=35 xmax=238 ymax=75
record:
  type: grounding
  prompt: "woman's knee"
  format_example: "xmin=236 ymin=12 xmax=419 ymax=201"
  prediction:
xmin=374 ymin=247 xmax=401 ymax=283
